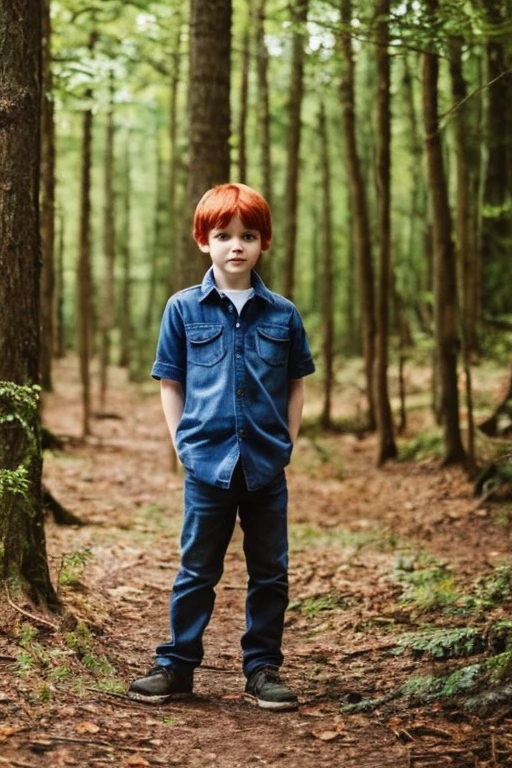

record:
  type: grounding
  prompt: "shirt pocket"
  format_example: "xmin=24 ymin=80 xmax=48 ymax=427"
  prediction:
xmin=256 ymin=325 xmax=290 ymax=366
xmin=186 ymin=324 xmax=226 ymax=366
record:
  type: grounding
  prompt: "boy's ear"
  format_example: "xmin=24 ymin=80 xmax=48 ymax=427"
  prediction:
xmin=198 ymin=242 xmax=210 ymax=254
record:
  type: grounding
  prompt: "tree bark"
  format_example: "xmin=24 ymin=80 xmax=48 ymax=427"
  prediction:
xmin=40 ymin=0 xmax=56 ymax=392
xmin=374 ymin=0 xmax=397 ymax=465
xmin=450 ymin=38 xmax=479 ymax=474
xmin=422 ymin=16 xmax=466 ymax=465
xmin=338 ymin=0 xmax=376 ymax=429
xmin=77 ymin=87 xmax=94 ymax=437
xmin=119 ymin=135 xmax=133 ymax=371
xmin=251 ymin=0 xmax=273 ymax=287
xmin=167 ymin=8 xmax=184 ymax=297
xmin=179 ymin=0 xmax=232 ymax=290
xmin=99 ymin=71 xmax=116 ymax=411
xmin=479 ymin=0 xmax=512 ymax=315
xmin=283 ymin=0 xmax=309 ymax=301
xmin=0 ymin=0 xmax=59 ymax=608
xmin=237 ymin=22 xmax=250 ymax=184
xmin=318 ymin=103 xmax=335 ymax=429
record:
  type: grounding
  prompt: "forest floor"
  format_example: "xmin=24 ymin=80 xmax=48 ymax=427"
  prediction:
xmin=1 ymin=356 xmax=511 ymax=768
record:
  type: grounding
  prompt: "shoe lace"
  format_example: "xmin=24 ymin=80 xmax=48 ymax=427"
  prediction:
xmin=255 ymin=667 xmax=280 ymax=686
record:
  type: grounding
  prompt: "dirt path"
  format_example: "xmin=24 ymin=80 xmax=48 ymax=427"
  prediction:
xmin=1 ymin=358 xmax=510 ymax=767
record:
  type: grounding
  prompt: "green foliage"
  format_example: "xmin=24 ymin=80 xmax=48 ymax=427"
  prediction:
xmin=473 ymin=564 xmax=512 ymax=607
xmin=394 ymin=627 xmax=485 ymax=659
xmin=296 ymin=594 xmax=340 ymax=619
xmin=82 ymin=653 xmax=116 ymax=676
xmin=15 ymin=621 xmax=39 ymax=646
xmin=15 ymin=651 xmax=37 ymax=677
xmin=162 ymin=717 xmax=178 ymax=726
xmin=401 ymin=663 xmax=484 ymax=703
xmin=397 ymin=431 xmax=444 ymax=461
xmin=291 ymin=522 xmax=391 ymax=553
xmin=58 ymin=548 xmax=93 ymax=587
xmin=64 ymin=621 xmax=95 ymax=654
xmin=393 ymin=554 xmax=460 ymax=611
xmin=0 ymin=382 xmax=40 ymax=500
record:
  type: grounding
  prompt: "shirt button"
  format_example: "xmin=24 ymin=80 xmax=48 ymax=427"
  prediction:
xmin=236 ymin=353 xmax=241 ymax=359
xmin=237 ymin=389 xmax=244 ymax=397
xmin=235 ymin=322 xmax=240 ymax=328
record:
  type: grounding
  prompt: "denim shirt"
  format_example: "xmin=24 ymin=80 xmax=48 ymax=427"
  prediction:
xmin=152 ymin=267 xmax=315 ymax=490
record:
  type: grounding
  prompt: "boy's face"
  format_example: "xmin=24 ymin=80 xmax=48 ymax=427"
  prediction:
xmin=199 ymin=214 xmax=262 ymax=290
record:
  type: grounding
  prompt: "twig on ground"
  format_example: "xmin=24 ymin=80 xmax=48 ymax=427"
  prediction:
xmin=4 ymin=587 xmax=59 ymax=630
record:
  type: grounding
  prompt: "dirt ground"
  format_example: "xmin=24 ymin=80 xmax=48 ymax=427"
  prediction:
xmin=1 ymin=356 xmax=511 ymax=767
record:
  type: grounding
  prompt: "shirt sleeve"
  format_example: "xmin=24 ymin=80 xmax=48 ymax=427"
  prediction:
xmin=287 ymin=306 xmax=316 ymax=380
xmin=151 ymin=297 xmax=186 ymax=384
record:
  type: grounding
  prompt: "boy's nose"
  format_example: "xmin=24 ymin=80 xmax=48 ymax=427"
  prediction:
xmin=231 ymin=239 xmax=243 ymax=251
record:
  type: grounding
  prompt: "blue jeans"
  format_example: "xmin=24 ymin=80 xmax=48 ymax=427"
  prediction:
xmin=155 ymin=464 xmax=289 ymax=678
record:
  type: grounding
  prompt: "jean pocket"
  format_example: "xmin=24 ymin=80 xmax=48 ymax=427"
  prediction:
xmin=256 ymin=325 xmax=290 ymax=366
xmin=186 ymin=324 xmax=226 ymax=366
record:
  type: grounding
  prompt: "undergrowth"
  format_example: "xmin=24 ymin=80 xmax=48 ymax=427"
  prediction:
xmin=343 ymin=560 xmax=512 ymax=716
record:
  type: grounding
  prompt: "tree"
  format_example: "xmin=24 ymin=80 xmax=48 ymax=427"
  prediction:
xmin=338 ymin=0 xmax=376 ymax=428
xmin=178 ymin=0 xmax=232 ymax=289
xmin=77 ymin=68 xmax=95 ymax=437
xmin=422 ymin=4 xmax=466 ymax=465
xmin=374 ymin=0 xmax=397 ymax=464
xmin=40 ymin=0 xmax=57 ymax=392
xmin=478 ymin=0 xmax=512 ymax=316
xmin=99 ymin=70 xmax=116 ymax=410
xmin=251 ymin=0 xmax=273 ymax=287
xmin=0 ymin=0 xmax=58 ymax=608
xmin=283 ymin=0 xmax=309 ymax=301
xmin=318 ymin=102 xmax=335 ymax=428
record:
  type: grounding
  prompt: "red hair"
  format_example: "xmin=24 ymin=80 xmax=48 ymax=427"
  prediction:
xmin=193 ymin=183 xmax=272 ymax=251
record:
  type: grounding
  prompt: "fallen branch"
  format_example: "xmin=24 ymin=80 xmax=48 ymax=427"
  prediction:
xmin=4 ymin=586 xmax=59 ymax=630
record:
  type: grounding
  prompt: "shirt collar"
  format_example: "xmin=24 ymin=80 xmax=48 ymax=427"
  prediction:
xmin=199 ymin=266 xmax=274 ymax=305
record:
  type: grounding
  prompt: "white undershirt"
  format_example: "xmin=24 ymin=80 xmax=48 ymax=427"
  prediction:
xmin=222 ymin=288 xmax=254 ymax=315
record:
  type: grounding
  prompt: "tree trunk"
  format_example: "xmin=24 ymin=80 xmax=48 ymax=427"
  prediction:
xmin=237 ymin=21 xmax=250 ymax=183
xmin=40 ymin=0 xmax=56 ymax=392
xmin=318 ymin=103 xmax=335 ymax=429
xmin=0 ymin=0 xmax=58 ymax=608
xmin=119 ymin=135 xmax=133 ymax=371
xmin=253 ymin=0 xmax=272 ymax=207
xmin=480 ymin=0 xmax=512 ymax=315
xmin=99 ymin=71 xmax=116 ymax=411
xmin=450 ymin=38 xmax=478 ymax=474
xmin=283 ymin=0 xmax=309 ymax=301
xmin=401 ymin=51 xmax=429 ymax=336
xmin=77 ymin=86 xmax=94 ymax=437
xmin=145 ymin=130 xmax=165 ymax=341
xmin=179 ymin=0 xmax=232 ymax=290
xmin=338 ymin=0 xmax=376 ymax=429
xmin=422 ymin=17 xmax=466 ymax=465
xmin=167 ymin=9 xmax=184 ymax=297
xmin=251 ymin=0 xmax=273 ymax=287
xmin=374 ymin=0 xmax=397 ymax=465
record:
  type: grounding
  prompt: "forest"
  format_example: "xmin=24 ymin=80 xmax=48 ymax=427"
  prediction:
xmin=0 ymin=0 xmax=511 ymax=766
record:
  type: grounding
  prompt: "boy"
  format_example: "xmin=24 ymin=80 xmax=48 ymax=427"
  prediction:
xmin=130 ymin=183 xmax=315 ymax=710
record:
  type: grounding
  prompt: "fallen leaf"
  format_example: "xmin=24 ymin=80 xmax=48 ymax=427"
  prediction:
xmin=75 ymin=721 xmax=100 ymax=735
xmin=125 ymin=756 xmax=151 ymax=767
xmin=0 ymin=725 xmax=21 ymax=742
xmin=313 ymin=730 xmax=340 ymax=742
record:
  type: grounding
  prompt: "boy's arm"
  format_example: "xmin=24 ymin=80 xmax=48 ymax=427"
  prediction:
xmin=288 ymin=378 xmax=305 ymax=445
xmin=160 ymin=379 xmax=184 ymax=450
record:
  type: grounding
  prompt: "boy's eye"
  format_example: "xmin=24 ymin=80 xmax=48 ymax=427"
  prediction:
xmin=243 ymin=233 xmax=257 ymax=241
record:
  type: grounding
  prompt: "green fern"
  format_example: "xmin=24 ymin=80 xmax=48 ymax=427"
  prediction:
xmin=394 ymin=627 xmax=485 ymax=659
